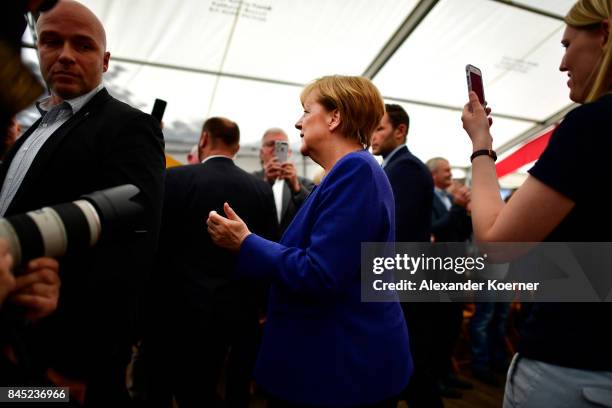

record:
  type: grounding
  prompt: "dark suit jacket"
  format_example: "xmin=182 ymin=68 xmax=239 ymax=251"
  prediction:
xmin=145 ymin=158 xmax=277 ymax=405
xmin=383 ymin=146 xmax=433 ymax=242
xmin=0 ymin=89 xmax=165 ymax=381
xmin=431 ymin=191 xmax=472 ymax=242
xmin=155 ymin=158 xmax=278 ymax=322
xmin=252 ymin=169 xmax=314 ymax=233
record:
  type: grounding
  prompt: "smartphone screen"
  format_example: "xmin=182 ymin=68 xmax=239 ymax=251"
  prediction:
xmin=466 ymin=65 xmax=486 ymax=106
xmin=275 ymin=141 xmax=288 ymax=163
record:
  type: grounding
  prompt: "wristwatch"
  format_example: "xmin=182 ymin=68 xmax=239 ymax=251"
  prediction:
xmin=470 ymin=149 xmax=497 ymax=162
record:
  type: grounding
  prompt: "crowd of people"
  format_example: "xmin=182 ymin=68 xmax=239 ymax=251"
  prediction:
xmin=1 ymin=0 xmax=611 ymax=407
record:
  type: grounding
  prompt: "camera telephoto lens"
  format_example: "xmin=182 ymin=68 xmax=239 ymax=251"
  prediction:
xmin=0 ymin=184 xmax=142 ymax=269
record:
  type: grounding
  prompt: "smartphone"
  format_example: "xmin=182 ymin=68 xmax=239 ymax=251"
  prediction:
xmin=151 ymin=98 xmax=167 ymax=123
xmin=466 ymin=64 xmax=486 ymax=107
xmin=274 ymin=140 xmax=289 ymax=163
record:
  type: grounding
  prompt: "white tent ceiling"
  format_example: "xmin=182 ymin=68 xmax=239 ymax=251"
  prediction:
xmin=21 ymin=0 xmax=577 ymax=170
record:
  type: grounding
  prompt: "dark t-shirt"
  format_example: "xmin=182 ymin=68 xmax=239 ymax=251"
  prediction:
xmin=520 ymin=93 xmax=612 ymax=370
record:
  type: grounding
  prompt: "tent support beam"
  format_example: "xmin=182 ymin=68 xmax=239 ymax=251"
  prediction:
xmin=22 ymin=41 xmax=541 ymax=124
xmin=385 ymin=95 xmax=541 ymax=123
xmin=95 ymin=55 xmax=308 ymax=88
xmin=20 ymin=39 xmax=548 ymax=126
xmin=22 ymin=42 xmax=307 ymax=89
xmin=362 ymin=0 xmax=439 ymax=79
xmin=488 ymin=0 xmax=565 ymax=21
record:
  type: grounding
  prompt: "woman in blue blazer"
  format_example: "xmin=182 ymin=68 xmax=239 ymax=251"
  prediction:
xmin=208 ymin=75 xmax=412 ymax=407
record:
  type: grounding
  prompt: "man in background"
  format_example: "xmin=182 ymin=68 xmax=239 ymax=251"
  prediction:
xmin=372 ymin=104 xmax=438 ymax=407
xmin=372 ymin=104 xmax=433 ymax=242
xmin=429 ymin=158 xmax=471 ymax=243
xmin=148 ymin=117 xmax=277 ymax=407
xmin=255 ymin=128 xmax=314 ymax=233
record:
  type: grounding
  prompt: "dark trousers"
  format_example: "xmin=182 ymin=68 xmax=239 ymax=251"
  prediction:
xmin=145 ymin=307 xmax=259 ymax=408
xmin=401 ymin=303 xmax=443 ymax=408
xmin=434 ymin=302 xmax=464 ymax=378
xmin=146 ymin=322 xmax=231 ymax=408
xmin=225 ymin=318 xmax=261 ymax=408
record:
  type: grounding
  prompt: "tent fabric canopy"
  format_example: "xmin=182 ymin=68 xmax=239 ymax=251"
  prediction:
xmin=22 ymin=0 xmax=577 ymax=171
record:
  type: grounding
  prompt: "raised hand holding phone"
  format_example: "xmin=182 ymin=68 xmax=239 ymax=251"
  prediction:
xmin=462 ymin=92 xmax=494 ymax=152
xmin=273 ymin=141 xmax=301 ymax=192
xmin=466 ymin=64 xmax=486 ymax=108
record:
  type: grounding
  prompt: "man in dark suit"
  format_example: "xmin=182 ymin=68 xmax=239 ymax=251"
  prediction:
xmin=372 ymin=104 xmax=433 ymax=242
xmin=0 ymin=1 xmax=165 ymax=405
xmin=147 ymin=117 xmax=277 ymax=407
xmin=372 ymin=104 xmax=440 ymax=408
xmin=254 ymin=128 xmax=314 ymax=233
xmin=428 ymin=157 xmax=472 ymax=242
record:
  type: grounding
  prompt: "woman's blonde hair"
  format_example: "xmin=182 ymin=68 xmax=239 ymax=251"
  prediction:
xmin=565 ymin=0 xmax=612 ymax=101
xmin=300 ymin=75 xmax=384 ymax=148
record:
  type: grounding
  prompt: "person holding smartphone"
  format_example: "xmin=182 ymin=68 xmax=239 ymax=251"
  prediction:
xmin=461 ymin=0 xmax=612 ymax=406
xmin=255 ymin=128 xmax=314 ymax=233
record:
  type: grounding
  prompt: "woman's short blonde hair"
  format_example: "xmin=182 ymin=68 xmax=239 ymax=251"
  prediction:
xmin=300 ymin=75 xmax=384 ymax=148
xmin=565 ymin=0 xmax=612 ymax=101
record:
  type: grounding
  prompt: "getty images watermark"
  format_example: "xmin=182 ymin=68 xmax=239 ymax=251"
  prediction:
xmin=361 ymin=242 xmax=612 ymax=302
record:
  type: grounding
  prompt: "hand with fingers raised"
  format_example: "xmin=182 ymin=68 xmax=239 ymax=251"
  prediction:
xmin=207 ymin=202 xmax=252 ymax=251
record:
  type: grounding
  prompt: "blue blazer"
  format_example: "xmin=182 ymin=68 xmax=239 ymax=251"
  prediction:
xmin=236 ymin=150 xmax=412 ymax=406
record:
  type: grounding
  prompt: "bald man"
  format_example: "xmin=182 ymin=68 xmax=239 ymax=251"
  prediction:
xmin=148 ymin=117 xmax=277 ymax=407
xmin=0 ymin=1 xmax=165 ymax=405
